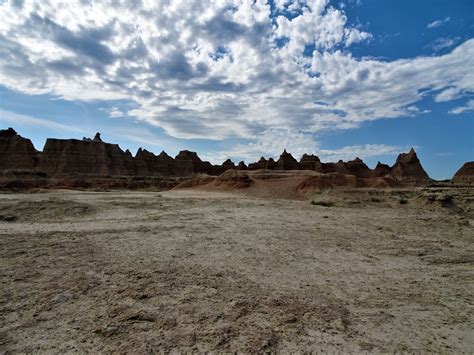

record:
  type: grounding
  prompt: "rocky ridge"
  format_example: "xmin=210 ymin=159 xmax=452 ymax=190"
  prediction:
xmin=1 ymin=127 xmax=465 ymax=187
xmin=452 ymin=162 xmax=474 ymax=184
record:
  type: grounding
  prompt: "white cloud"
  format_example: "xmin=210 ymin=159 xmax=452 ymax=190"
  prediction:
xmin=202 ymin=128 xmax=318 ymax=163
xmin=319 ymin=144 xmax=402 ymax=162
xmin=449 ymin=99 xmax=474 ymax=115
xmin=434 ymin=87 xmax=463 ymax=102
xmin=427 ymin=37 xmax=461 ymax=52
xmin=201 ymin=129 xmax=402 ymax=165
xmin=108 ymin=107 xmax=124 ymax=118
xmin=427 ymin=17 xmax=450 ymax=29
xmin=0 ymin=109 xmax=86 ymax=133
xmin=0 ymin=1 xmax=472 ymax=141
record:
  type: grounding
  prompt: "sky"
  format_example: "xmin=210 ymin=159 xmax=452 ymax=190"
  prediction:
xmin=0 ymin=0 xmax=473 ymax=179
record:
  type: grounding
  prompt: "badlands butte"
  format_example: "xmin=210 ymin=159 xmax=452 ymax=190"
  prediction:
xmin=0 ymin=127 xmax=472 ymax=191
xmin=0 ymin=127 xmax=473 ymax=353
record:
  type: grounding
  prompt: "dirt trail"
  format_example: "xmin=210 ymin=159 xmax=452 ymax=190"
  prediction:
xmin=0 ymin=189 xmax=473 ymax=352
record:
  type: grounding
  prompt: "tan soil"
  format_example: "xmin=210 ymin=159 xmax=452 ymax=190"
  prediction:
xmin=0 ymin=188 xmax=473 ymax=352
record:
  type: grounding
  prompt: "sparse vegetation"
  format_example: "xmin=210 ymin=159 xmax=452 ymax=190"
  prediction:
xmin=399 ymin=198 xmax=408 ymax=204
xmin=311 ymin=200 xmax=334 ymax=207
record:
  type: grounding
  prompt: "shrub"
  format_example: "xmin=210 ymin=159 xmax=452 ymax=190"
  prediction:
xmin=311 ymin=201 xmax=334 ymax=207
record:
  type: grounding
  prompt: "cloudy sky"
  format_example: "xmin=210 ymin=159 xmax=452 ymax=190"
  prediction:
xmin=0 ymin=0 xmax=473 ymax=179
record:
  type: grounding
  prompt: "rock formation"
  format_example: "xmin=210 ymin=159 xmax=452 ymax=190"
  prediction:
xmin=276 ymin=150 xmax=300 ymax=170
xmin=40 ymin=137 xmax=133 ymax=176
xmin=248 ymin=157 xmax=269 ymax=170
xmin=372 ymin=162 xmax=391 ymax=177
xmin=452 ymin=162 xmax=474 ymax=184
xmin=236 ymin=161 xmax=247 ymax=170
xmin=391 ymin=148 xmax=430 ymax=183
xmin=299 ymin=154 xmax=321 ymax=170
xmin=0 ymin=128 xmax=445 ymax=187
xmin=0 ymin=128 xmax=38 ymax=170
xmin=175 ymin=150 xmax=207 ymax=176
xmin=345 ymin=157 xmax=371 ymax=178
xmin=222 ymin=159 xmax=236 ymax=170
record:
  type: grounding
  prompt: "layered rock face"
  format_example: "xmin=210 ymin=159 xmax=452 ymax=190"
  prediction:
xmin=276 ymin=150 xmax=300 ymax=170
xmin=0 ymin=128 xmax=38 ymax=170
xmin=372 ymin=162 xmax=391 ymax=177
xmin=390 ymin=148 xmax=430 ymax=183
xmin=0 ymin=128 xmax=448 ymax=185
xmin=174 ymin=150 xmax=212 ymax=176
xmin=248 ymin=157 xmax=269 ymax=170
xmin=299 ymin=154 xmax=321 ymax=170
xmin=236 ymin=161 xmax=248 ymax=170
xmin=40 ymin=136 xmax=134 ymax=176
xmin=452 ymin=162 xmax=474 ymax=184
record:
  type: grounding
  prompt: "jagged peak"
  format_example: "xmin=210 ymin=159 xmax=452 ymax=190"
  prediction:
xmin=93 ymin=132 xmax=102 ymax=142
xmin=300 ymin=153 xmax=321 ymax=163
xmin=136 ymin=148 xmax=155 ymax=157
xmin=158 ymin=151 xmax=172 ymax=159
xmin=396 ymin=148 xmax=420 ymax=164
xmin=0 ymin=127 xmax=18 ymax=138
xmin=175 ymin=150 xmax=202 ymax=162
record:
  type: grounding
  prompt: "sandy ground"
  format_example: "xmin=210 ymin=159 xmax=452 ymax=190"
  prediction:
xmin=0 ymin=188 xmax=473 ymax=353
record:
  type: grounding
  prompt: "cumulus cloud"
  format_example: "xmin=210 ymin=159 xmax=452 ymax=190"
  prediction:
xmin=201 ymin=128 xmax=401 ymax=165
xmin=427 ymin=17 xmax=450 ymax=29
xmin=449 ymin=99 xmax=474 ymax=115
xmin=202 ymin=128 xmax=318 ymax=163
xmin=0 ymin=1 xmax=473 ymax=141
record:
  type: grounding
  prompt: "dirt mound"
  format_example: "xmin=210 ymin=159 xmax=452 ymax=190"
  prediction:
xmin=174 ymin=170 xmax=402 ymax=199
xmin=0 ymin=198 xmax=96 ymax=222
xmin=296 ymin=173 xmax=400 ymax=192
xmin=174 ymin=170 xmax=252 ymax=190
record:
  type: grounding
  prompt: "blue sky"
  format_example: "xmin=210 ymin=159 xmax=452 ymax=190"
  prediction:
xmin=0 ymin=0 xmax=472 ymax=179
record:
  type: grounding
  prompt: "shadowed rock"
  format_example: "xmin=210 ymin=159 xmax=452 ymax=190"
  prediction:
xmin=40 ymin=135 xmax=134 ymax=176
xmin=0 ymin=128 xmax=39 ymax=170
xmin=299 ymin=154 xmax=321 ymax=171
xmin=391 ymin=148 xmax=430 ymax=183
xmin=248 ymin=157 xmax=268 ymax=170
xmin=222 ymin=159 xmax=236 ymax=170
xmin=276 ymin=150 xmax=300 ymax=170
xmin=236 ymin=161 xmax=247 ymax=170
xmin=373 ymin=162 xmax=391 ymax=177
xmin=344 ymin=157 xmax=371 ymax=178
xmin=452 ymin=162 xmax=474 ymax=184
xmin=0 ymin=128 xmax=451 ymax=187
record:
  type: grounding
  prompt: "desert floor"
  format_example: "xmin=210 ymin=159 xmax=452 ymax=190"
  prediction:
xmin=0 ymin=188 xmax=473 ymax=352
